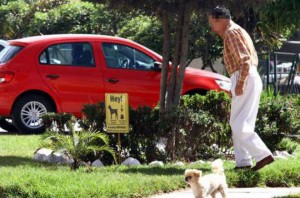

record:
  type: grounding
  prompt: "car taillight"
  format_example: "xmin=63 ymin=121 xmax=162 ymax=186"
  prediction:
xmin=0 ymin=71 xmax=15 ymax=83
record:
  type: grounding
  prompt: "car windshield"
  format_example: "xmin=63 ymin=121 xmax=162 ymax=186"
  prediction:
xmin=0 ymin=45 xmax=24 ymax=64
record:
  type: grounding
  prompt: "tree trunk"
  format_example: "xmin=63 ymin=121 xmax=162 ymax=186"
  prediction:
xmin=165 ymin=9 xmax=183 ymax=113
xmin=159 ymin=10 xmax=171 ymax=119
xmin=163 ymin=2 xmax=194 ymax=161
xmin=201 ymin=33 xmax=217 ymax=73
xmin=173 ymin=3 xmax=193 ymax=106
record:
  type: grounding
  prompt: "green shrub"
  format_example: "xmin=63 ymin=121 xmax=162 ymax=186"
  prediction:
xmin=79 ymin=104 xmax=164 ymax=164
xmin=42 ymin=90 xmax=299 ymax=164
xmin=161 ymin=91 xmax=232 ymax=161
xmin=79 ymin=102 xmax=106 ymax=132
xmin=277 ymin=138 xmax=298 ymax=154
xmin=181 ymin=91 xmax=231 ymax=124
xmin=256 ymin=93 xmax=300 ymax=151
xmin=127 ymin=106 xmax=162 ymax=163
xmin=227 ymin=170 xmax=261 ymax=187
xmin=42 ymin=112 xmax=73 ymax=133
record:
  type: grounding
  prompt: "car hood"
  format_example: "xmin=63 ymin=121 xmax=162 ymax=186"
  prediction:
xmin=185 ymin=67 xmax=230 ymax=82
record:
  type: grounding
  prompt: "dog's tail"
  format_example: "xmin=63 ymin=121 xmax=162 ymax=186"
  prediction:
xmin=211 ymin=159 xmax=224 ymax=175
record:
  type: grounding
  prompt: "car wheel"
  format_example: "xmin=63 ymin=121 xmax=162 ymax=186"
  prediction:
xmin=0 ymin=117 xmax=17 ymax=132
xmin=12 ymin=94 xmax=55 ymax=134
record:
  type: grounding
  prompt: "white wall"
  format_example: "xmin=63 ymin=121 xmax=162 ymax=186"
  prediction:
xmin=188 ymin=57 xmax=227 ymax=75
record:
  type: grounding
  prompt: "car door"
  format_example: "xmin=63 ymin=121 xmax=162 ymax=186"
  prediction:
xmin=101 ymin=43 xmax=161 ymax=109
xmin=38 ymin=42 xmax=104 ymax=116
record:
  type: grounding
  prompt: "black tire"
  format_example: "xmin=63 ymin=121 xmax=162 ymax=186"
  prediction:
xmin=0 ymin=117 xmax=17 ymax=132
xmin=12 ymin=94 xmax=55 ymax=134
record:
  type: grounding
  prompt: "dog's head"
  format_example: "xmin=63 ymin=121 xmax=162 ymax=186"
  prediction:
xmin=184 ymin=169 xmax=202 ymax=184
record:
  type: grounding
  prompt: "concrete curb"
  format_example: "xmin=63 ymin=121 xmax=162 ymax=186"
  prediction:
xmin=149 ymin=187 xmax=300 ymax=198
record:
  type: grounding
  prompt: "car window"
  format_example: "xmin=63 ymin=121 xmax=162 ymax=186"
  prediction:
xmin=0 ymin=40 xmax=7 ymax=52
xmin=102 ymin=43 xmax=156 ymax=70
xmin=0 ymin=45 xmax=23 ymax=64
xmin=39 ymin=42 xmax=95 ymax=67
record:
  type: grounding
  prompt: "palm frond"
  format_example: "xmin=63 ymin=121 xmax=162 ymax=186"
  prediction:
xmin=41 ymin=120 xmax=116 ymax=170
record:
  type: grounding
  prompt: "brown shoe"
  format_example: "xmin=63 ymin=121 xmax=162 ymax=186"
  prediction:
xmin=234 ymin=166 xmax=251 ymax=170
xmin=252 ymin=155 xmax=274 ymax=171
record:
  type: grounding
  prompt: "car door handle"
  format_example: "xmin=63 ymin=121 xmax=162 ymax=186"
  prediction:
xmin=106 ymin=78 xmax=119 ymax=83
xmin=46 ymin=74 xmax=59 ymax=79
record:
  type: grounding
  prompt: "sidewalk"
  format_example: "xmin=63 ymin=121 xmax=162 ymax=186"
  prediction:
xmin=149 ymin=187 xmax=300 ymax=198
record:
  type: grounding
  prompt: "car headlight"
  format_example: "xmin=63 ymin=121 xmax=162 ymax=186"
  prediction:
xmin=215 ymin=79 xmax=231 ymax=92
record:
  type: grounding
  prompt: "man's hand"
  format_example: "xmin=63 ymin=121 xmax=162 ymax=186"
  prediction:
xmin=235 ymin=83 xmax=244 ymax=96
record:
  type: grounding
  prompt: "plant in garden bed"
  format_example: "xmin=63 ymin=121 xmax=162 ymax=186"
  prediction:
xmin=79 ymin=103 xmax=164 ymax=164
xmin=41 ymin=90 xmax=299 ymax=165
xmin=277 ymin=138 xmax=299 ymax=154
xmin=256 ymin=91 xmax=300 ymax=152
xmin=42 ymin=112 xmax=74 ymax=133
xmin=41 ymin=116 xmax=116 ymax=170
xmin=79 ymin=102 xmax=106 ymax=132
xmin=166 ymin=91 xmax=232 ymax=161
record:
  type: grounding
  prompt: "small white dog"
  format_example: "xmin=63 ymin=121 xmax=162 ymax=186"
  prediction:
xmin=184 ymin=159 xmax=227 ymax=198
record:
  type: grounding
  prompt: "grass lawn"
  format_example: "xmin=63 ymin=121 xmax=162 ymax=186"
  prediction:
xmin=0 ymin=134 xmax=300 ymax=198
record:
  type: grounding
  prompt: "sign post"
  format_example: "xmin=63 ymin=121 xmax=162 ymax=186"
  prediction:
xmin=105 ymin=93 xmax=129 ymax=164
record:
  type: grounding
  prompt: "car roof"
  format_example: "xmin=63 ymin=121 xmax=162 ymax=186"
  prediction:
xmin=8 ymin=34 xmax=162 ymax=59
xmin=9 ymin=34 xmax=136 ymax=46
xmin=0 ymin=39 xmax=8 ymax=46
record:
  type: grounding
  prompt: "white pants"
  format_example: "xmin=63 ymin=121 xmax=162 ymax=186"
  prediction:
xmin=230 ymin=66 xmax=272 ymax=167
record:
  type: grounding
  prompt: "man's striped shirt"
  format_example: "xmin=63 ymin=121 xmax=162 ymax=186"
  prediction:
xmin=223 ymin=21 xmax=258 ymax=87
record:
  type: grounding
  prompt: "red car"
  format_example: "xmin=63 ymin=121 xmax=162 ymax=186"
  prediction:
xmin=0 ymin=34 xmax=231 ymax=133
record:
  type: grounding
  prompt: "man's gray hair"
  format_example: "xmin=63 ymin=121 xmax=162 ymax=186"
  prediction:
xmin=210 ymin=6 xmax=231 ymax=19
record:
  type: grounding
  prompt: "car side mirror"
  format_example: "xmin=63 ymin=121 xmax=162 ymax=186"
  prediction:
xmin=153 ymin=61 xmax=162 ymax=71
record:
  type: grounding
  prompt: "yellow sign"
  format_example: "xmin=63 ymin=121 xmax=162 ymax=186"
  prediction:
xmin=105 ymin=93 xmax=129 ymax=133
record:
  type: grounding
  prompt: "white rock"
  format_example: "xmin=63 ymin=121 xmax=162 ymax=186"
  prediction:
xmin=149 ymin=161 xmax=164 ymax=167
xmin=121 ymin=157 xmax=141 ymax=166
xmin=273 ymin=150 xmax=294 ymax=159
xmin=174 ymin=161 xmax=184 ymax=166
xmin=52 ymin=153 xmax=73 ymax=165
xmin=50 ymin=152 xmax=64 ymax=163
xmin=280 ymin=151 xmax=293 ymax=158
xmin=34 ymin=148 xmax=73 ymax=164
xmin=34 ymin=148 xmax=53 ymax=162
xmin=274 ymin=155 xmax=287 ymax=160
xmin=92 ymin=159 xmax=104 ymax=167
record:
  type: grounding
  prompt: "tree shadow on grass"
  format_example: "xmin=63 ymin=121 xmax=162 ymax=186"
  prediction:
xmin=118 ymin=166 xmax=211 ymax=176
xmin=0 ymin=156 xmax=62 ymax=168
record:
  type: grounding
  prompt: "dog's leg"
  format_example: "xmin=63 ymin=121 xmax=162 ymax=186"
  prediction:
xmin=211 ymin=191 xmax=217 ymax=198
xmin=219 ymin=187 xmax=227 ymax=198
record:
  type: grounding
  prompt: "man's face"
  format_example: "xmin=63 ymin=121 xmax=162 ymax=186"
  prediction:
xmin=208 ymin=16 xmax=223 ymax=36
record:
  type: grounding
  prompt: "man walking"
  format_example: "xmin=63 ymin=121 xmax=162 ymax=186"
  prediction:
xmin=208 ymin=6 xmax=274 ymax=170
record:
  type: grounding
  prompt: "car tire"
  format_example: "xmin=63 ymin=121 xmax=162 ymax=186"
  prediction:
xmin=12 ymin=94 xmax=55 ymax=134
xmin=0 ymin=117 xmax=17 ymax=132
